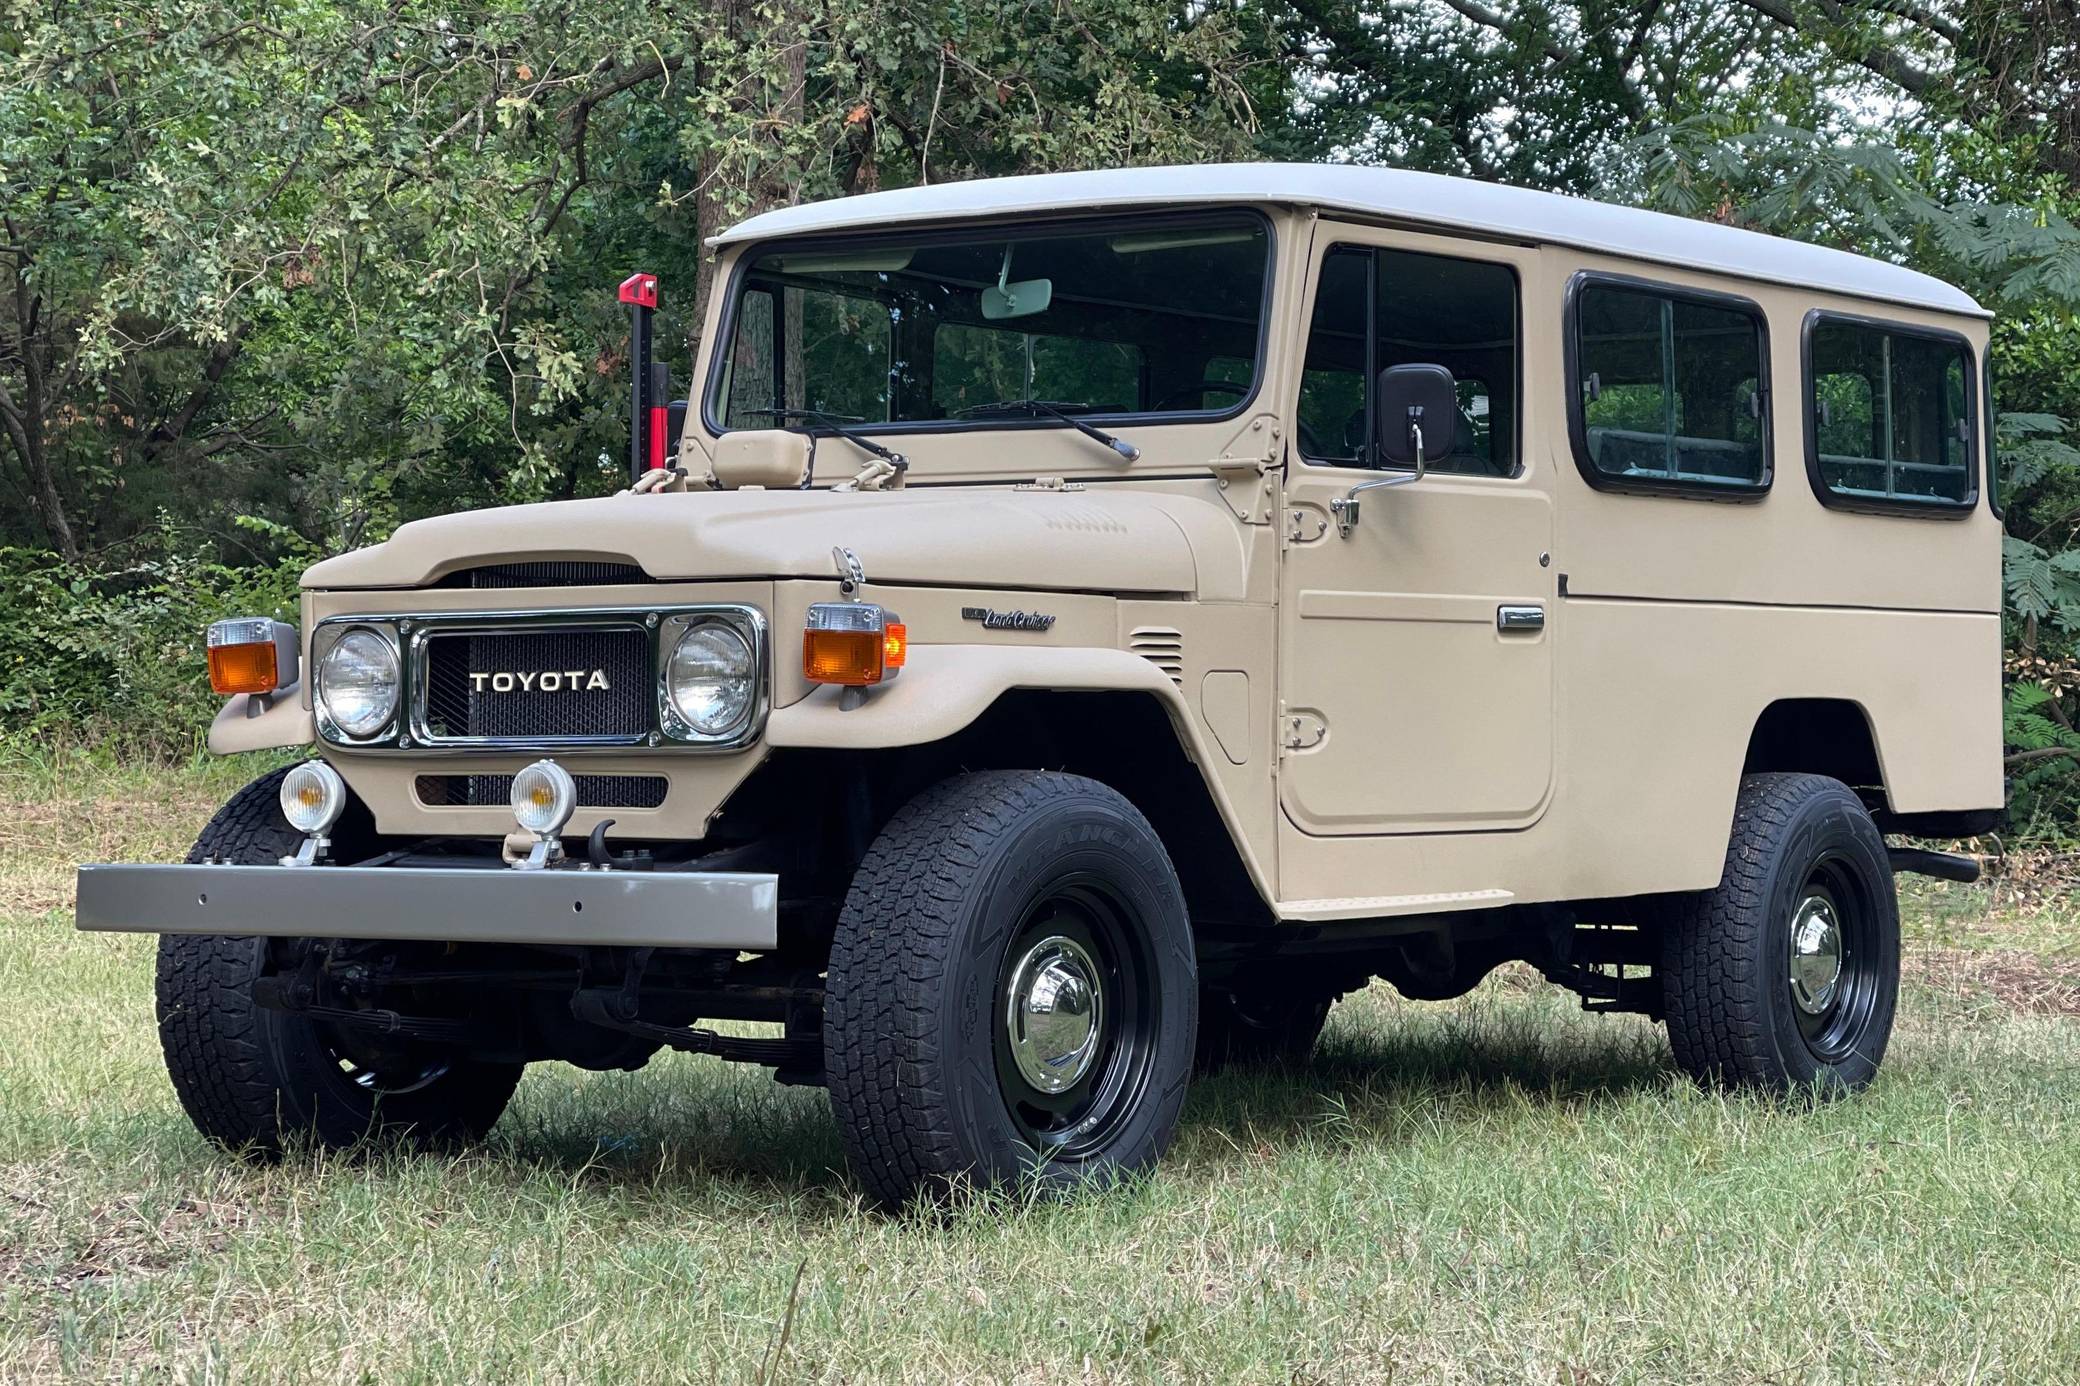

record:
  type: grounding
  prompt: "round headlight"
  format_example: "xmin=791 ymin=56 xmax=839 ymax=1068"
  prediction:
xmin=317 ymin=628 xmax=400 ymax=739
xmin=279 ymin=760 xmax=347 ymax=836
xmin=666 ymin=622 xmax=755 ymax=736
xmin=510 ymin=759 xmax=576 ymax=838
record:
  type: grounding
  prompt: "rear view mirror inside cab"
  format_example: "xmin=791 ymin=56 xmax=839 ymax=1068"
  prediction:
xmin=1376 ymin=362 xmax=1459 ymax=468
xmin=980 ymin=243 xmax=1053 ymax=320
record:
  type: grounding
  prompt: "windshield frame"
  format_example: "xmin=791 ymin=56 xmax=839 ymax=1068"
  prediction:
xmin=698 ymin=206 xmax=1278 ymax=443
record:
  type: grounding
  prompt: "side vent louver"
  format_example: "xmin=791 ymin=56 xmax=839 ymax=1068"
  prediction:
xmin=1128 ymin=626 xmax=1185 ymax=687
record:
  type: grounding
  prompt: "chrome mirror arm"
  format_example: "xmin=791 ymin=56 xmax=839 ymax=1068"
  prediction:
xmin=1330 ymin=422 xmax=1426 ymax=539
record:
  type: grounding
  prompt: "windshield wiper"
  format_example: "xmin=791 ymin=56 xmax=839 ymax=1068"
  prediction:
xmin=745 ymin=406 xmax=907 ymax=471
xmin=962 ymin=399 xmax=1141 ymax=462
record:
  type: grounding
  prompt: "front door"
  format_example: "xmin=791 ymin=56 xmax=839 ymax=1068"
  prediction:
xmin=1279 ymin=226 xmax=1555 ymax=836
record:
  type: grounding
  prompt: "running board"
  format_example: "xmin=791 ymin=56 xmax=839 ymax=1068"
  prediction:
xmin=1279 ymin=889 xmax=1514 ymax=923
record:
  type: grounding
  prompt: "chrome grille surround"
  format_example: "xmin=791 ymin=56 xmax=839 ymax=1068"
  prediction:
xmin=310 ymin=606 xmax=767 ymax=753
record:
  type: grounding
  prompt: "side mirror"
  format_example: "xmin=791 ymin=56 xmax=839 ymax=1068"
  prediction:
xmin=1331 ymin=363 xmax=1459 ymax=538
xmin=1374 ymin=362 xmax=1458 ymax=468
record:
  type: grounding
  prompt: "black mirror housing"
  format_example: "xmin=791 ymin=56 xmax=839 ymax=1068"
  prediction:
xmin=1374 ymin=363 xmax=1458 ymax=469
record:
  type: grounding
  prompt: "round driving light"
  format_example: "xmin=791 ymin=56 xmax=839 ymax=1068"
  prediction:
xmin=317 ymin=628 xmax=400 ymax=739
xmin=665 ymin=621 xmax=755 ymax=737
xmin=510 ymin=759 xmax=577 ymax=838
xmin=279 ymin=761 xmax=347 ymax=836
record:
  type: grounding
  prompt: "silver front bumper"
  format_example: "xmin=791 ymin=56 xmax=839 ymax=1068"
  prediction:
xmin=74 ymin=863 xmax=777 ymax=951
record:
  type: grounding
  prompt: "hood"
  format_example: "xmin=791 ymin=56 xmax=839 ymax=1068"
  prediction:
xmin=302 ymin=485 xmax=1246 ymax=598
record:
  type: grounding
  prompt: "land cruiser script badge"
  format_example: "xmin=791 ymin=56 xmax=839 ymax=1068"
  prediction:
xmin=961 ymin=606 xmax=1056 ymax=632
xmin=470 ymin=670 xmax=611 ymax=693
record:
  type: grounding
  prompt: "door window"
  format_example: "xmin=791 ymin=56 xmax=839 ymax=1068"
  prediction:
xmin=1297 ymin=245 xmax=1521 ymax=475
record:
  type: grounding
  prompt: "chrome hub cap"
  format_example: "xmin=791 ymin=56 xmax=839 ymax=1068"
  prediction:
xmin=1004 ymin=935 xmax=1104 ymax=1094
xmin=1788 ymin=894 xmax=1845 ymax=1016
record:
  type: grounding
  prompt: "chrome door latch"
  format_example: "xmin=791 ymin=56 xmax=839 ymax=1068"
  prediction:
xmin=1497 ymin=604 xmax=1545 ymax=632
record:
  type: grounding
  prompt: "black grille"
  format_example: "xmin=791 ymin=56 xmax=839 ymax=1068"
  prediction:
xmin=420 ymin=627 xmax=651 ymax=741
xmin=416 ymin=774 xmax=667 ymax=808
xmin=436 ymin=561 xmax=652 ymax=589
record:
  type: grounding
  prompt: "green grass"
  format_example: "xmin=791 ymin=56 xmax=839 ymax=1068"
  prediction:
xmin=4 ymin=747 xmax=2079 ymax=1382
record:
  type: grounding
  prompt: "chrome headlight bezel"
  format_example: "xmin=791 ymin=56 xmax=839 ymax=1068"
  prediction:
xmin=312 ymin=622 xmax=403 ymax=745
xmin=657 ymin=610 xmax=766 ymax=744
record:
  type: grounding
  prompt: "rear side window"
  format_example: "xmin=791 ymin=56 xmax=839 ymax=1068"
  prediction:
xmin=1805 ymin=313 xmax=1977 ymax=514
xmin=1985 ymin=354 xmax=2001 ymax=518
xmin=1568 ymin=275 xmax=1770 ymax=496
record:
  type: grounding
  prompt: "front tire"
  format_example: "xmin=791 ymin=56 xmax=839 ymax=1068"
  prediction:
xmin=1662 ymin=772 xmax=1900 ymax=1094
xmin=823 ymin=772 xmax=1197 ymax=1208
xmin=156 ymin=767 xmax=523 ymax=1155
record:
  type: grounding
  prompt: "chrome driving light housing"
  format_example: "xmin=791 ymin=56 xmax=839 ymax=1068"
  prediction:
xmin=659 ymin=613 xmax=761 ymax=741
xmin=315 ymin=626 xmax=401 ymax=742
xmin=509 ymin=759 xmax=577 ymax=870
xmin=277 ymin=760 xmax=347 ymax=865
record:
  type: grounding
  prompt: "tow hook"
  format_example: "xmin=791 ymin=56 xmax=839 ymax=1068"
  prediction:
xmin=1888 ymin=847 xmax=1982 ymax=883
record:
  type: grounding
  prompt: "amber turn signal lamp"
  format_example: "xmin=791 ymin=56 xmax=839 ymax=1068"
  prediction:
xmin=206 ymin=618 xmax=299 ymax=696
xmin=803 ymin=604 xmax=906 ymax=687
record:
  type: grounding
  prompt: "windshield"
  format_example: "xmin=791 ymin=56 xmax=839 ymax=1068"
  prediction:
xmin=709 ymin=213 xmax=1270 ymax=434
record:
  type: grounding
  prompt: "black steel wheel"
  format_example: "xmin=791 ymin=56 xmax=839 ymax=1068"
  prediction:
xmin=991 ymin=881 xmax=1162 ymax=1157
xmin=1663 ymin=772 xmax=1900 ymax=1093
xmin=824 ymin=771 xmax=1196 ymax=1208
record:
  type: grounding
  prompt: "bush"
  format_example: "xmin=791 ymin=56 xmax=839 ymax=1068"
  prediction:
xmin=0 ymin=526 xmax=310 ymax=759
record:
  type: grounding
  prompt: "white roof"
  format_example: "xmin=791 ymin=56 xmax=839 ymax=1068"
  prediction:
xmin=713 ymin=162 xmax=1986 ymax=318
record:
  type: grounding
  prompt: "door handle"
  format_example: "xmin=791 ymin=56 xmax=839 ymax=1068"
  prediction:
xmin=1497 ymin=604 xmax=1545 ymax=632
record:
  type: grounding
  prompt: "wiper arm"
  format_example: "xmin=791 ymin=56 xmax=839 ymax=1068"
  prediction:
xmin=745 ymin=406 xmax=908 ymax=470
xmin=968 ymin=399 xmax=1141 ymax=462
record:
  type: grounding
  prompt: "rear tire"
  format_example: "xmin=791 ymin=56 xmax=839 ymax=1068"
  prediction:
xmin=156 ymin=767 xmax=523 ymax=1155
xmin=1661 ymin=772 xmax=1899 ymax=1094
xmin=823 ymin=771 xmax=1197 ymax=1208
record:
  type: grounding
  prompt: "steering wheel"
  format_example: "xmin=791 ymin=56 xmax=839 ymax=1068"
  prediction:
xmin=1152 ymin=379 xmax=1249 ymax=412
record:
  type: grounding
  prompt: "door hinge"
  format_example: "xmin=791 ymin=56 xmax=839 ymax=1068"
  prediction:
xmin=1281 ymin=707 xmax=1326 ymax=752
xmin=1209 ymin=413 xmax=1282 ymax=525
xmin=1211 ymin=457 xmax=1278 ymax=525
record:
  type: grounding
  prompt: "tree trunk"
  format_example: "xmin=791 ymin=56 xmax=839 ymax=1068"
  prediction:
xmin=0 ymin=376 xmax=79 ymax=564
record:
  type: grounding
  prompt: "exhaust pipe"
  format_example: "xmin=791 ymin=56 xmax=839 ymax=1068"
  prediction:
xmin=1888 ymin=847 xmax=1982 ymax=883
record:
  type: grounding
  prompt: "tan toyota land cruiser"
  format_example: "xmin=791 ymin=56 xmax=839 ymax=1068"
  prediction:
xmin=77 ymin=164 xmax=2004 ymax=1207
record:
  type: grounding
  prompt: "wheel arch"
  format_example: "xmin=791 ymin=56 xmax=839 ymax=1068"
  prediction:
xmin=753 ymin=648 xmax=1274 ymax=927
xmin=1741 ymin=697 xmax=1889 ymax=809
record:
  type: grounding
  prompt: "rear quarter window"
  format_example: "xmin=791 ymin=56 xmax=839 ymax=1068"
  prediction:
xmin=1803 ymin=312 xmax=1977 ymax=516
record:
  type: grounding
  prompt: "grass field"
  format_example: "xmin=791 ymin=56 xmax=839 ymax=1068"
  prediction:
xmin=4 ymin=748 xmax=2078 ymax=1382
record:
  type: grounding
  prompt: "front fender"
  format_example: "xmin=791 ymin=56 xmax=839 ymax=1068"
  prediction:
xmin=765 ymin=643 xmax=1273 ymax=901
xmin=207 ymin=687 xmax=316 ymax=755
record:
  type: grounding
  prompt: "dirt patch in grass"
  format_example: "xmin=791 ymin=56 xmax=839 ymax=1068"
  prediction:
xmin=1909 ymin=946 xmax=2080 ymax=1016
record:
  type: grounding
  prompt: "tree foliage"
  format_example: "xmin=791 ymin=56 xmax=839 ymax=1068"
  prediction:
xmin=4 ymin=0 xmax=2079 ymax=829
